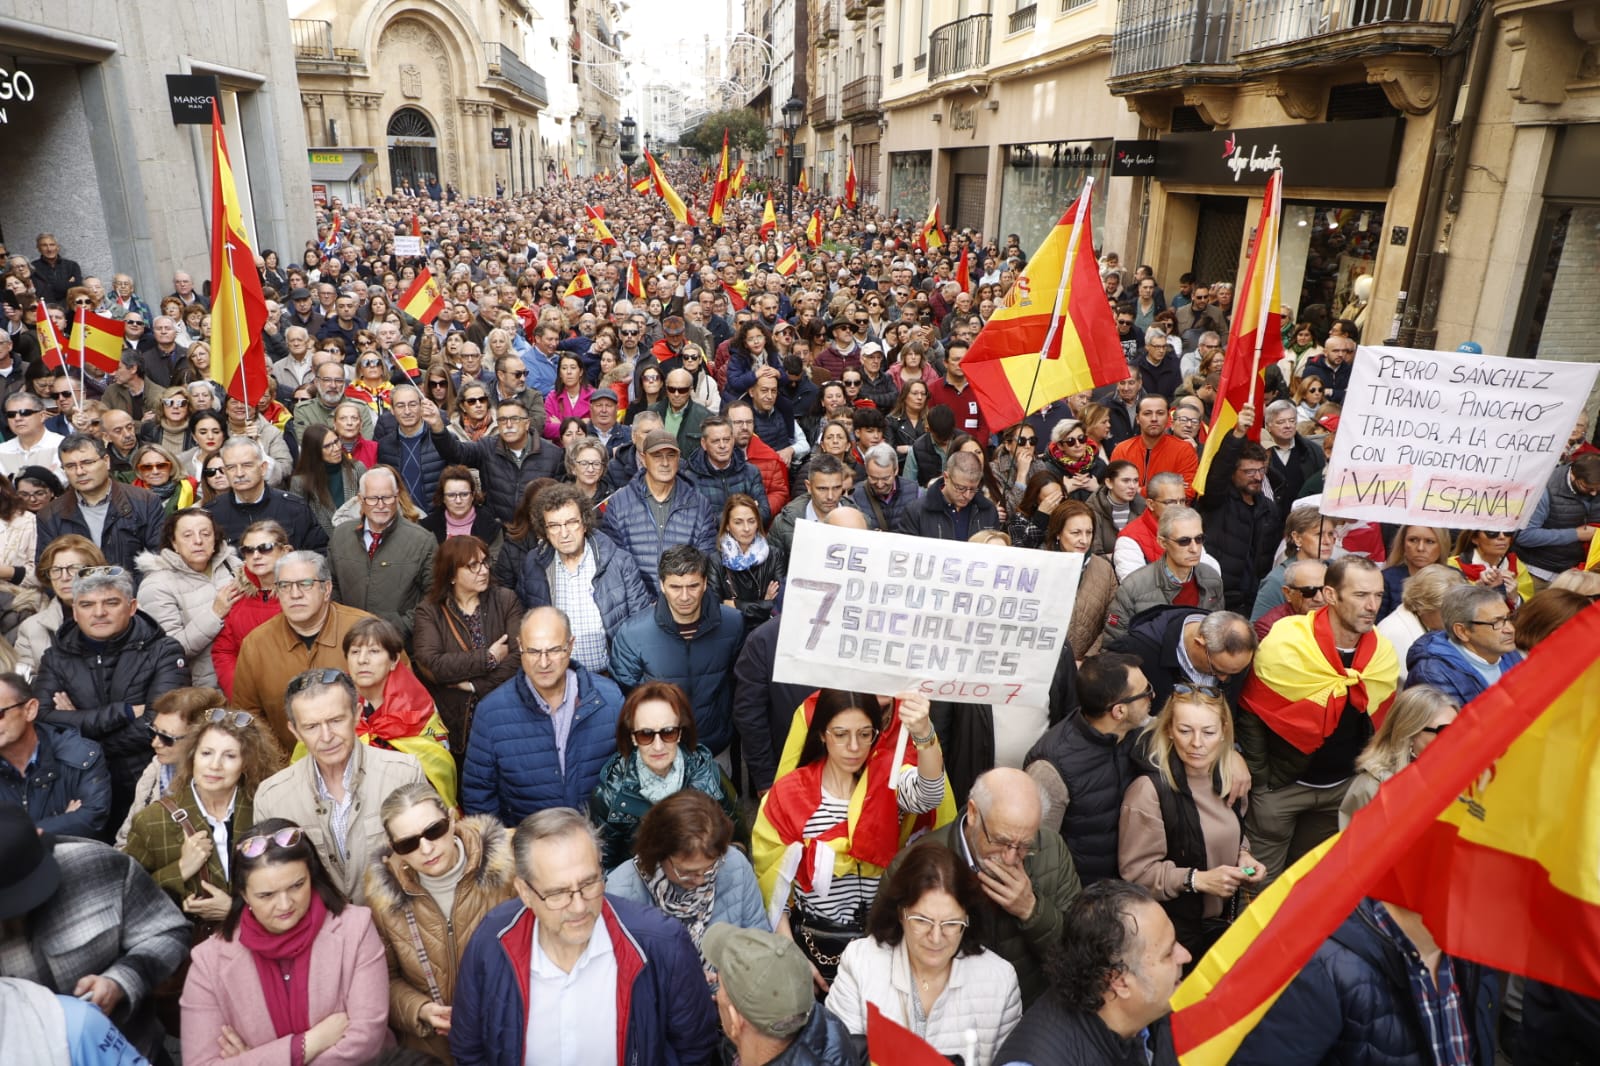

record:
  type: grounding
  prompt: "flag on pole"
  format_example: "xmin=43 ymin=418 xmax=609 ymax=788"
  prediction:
xmin=319 ymin=214 xmax=343 ymax=255
xmin=587 ymin=205 xmax=618 ymax=246
xmin=645 ymin=152 xmax=695 ymax=225
xmin=626 ymin=260 xmax=646 ymax=300
xmin=562 ymin=161 xmax=571 ymax=181
xmin=1196 ymin=169 xmax=1284 ymax=494
xmin=955 ymin=245 xmax=971 ymax=293
xmin=866 ymin=1003 xmax=947 ymax=1066
xmin=1170 ymin=602 xmax=1600 ymax=1064
xmin=710 ymin=129 xmax=731 ymax=226
xmin=632 ymin=174 xmax=652 ymax=195
xmin=68 ymin=308 xmax=125 ymax=375
xmin=398 ymin=267 xmax=446 ymax=325
xmin=34 ymin=301 xmax=70 ymax=371
xmin=832 ymin=202 xmax=843 ymax=222
xmin=845 ymin=157 xmax=858 ymax=210
xmin=797 ymin=170 xmax=810 ymax=195
xmin=960 ymin=182 xmax=1126 ymax=429
xmin=805 ymin=209 xmax=824 ymax=248
xmin=207 ymin=100 xmax=271 ymax=406
xmin=775 ymin=245 xmax=800 ymax=277
xmin=410 ymin=215 xmax=422 ymax=238
xmin=919 ymin=202 xmax=945 ymax=253
xmin=722 ymin=280 xmax=748 ymax=312
xmin=760 ymin=195 xmax=778 ymax=240
xmin=730 ymin=159 xmax=748 ymax=197
xmin=564 ymin=268 xmax=594 ymax=300
xmin=540 ymin=260 xmax=557 ymax=280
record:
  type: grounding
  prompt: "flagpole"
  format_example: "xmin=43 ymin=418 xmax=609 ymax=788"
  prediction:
xmin=61 ymin=306 xmax=82 ymax=415
xmin=74 ymin=307 xmax=88 ymax=405
xmin=1021 ymin=178 xmax=1094 ymax=412
xmin=1246 ymin=171 xmax=1282 ymax=415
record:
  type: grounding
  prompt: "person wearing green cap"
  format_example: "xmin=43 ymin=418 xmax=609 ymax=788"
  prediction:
xmin=702 ymin=922 xmax=858 ymax=1065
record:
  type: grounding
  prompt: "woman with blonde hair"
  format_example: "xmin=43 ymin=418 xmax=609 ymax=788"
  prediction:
xmin=1379 ymin=525 xmax=1454 ymax=621
xmin=1338 ymin=685 xmax=1458 ymax=828
xmin=1376 ymin=563 xmax=1465 ymax=681
xmin=1119 ymin=687 xmax=1266 ymax=961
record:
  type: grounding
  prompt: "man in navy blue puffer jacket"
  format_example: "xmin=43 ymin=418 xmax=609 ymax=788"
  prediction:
xmin=1233 ymin=897 xmax=1499 ymax=1066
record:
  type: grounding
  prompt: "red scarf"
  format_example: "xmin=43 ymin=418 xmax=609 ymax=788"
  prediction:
xmin=358 ymin=662 xmax=439 ymax=748
xmin=238 ymin=892 xmax=327 ymax=1038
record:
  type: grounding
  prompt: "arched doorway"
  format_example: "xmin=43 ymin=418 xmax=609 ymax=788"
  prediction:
xmin=387 ymin=108 xmax=439 ymax=194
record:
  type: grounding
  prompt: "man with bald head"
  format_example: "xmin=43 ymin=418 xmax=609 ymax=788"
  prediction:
xmin=651 ymin=367 xmax=711 ymax=457
xmin=880 ymin=766 xmax=1082 ymax=1007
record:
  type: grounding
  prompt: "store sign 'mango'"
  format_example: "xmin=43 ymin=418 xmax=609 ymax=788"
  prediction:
xmin=0 ymin=66 xmax=37 ymax=125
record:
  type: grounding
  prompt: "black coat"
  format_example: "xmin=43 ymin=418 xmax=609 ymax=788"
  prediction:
xmin=1106 ymin=605 xmax=1244 ymax=710
xmin=1195 ymin=432 xmax=1280 ymax=614
xmin=419 ymin=505 xmax=500 ymax=546
xmin=730 ymin=614 xmax=816 ymax=793
xmin=35 ymin=482 xmax=165 ymax=575
xmin=895 ymin=477 xmax=999 ymax=540
xmin=1024 ymin=712 xmax=1139 ymax=884
xmin=1266 ymin=433 xmax=1325 ymax=522
xmin=996 ymin=998 xmax=1177 ymax=1066
xmin=715 ymin=543 xmax=782 ymax=632
xmin=377 ymin=424 xmax=449 ymax=511
xmin=432 ymin=429 xmax=564 ymax=526
xmin=209 ymin=488 xmax=329 ymax=553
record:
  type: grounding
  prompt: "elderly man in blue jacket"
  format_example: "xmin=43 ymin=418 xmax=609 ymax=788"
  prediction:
xmin=610 ymin=546 xmax=744 ymax=756
xmin=0 ymin=672 xmax=112 ymax=839
xmin=450 ymin=807 xmax=719 ymax=1066
xmin=1405 ymin=584 xmax=1523 ymax=706
xmin=461 ymin=606 xmax=625 ymax=825
xmin=600 ymin=428 xmax=718 ymax=598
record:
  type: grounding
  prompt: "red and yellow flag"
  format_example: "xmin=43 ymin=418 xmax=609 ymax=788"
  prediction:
xmin=399 ymin=267 xmax=445 ymax=325
xmin=540 ymin=260 xmax=557 ymax=280
xmin=1196 ymin=169 xmax=1283 ymax=493
xmin=760 ymin=195 xmax=777 ymax=240
xmin=207 ymin=101 xmax=270 ymax=405
xmin=845 ymin=157 xmax=858 ymax=211
xmin=562 ymin=161 xmax=571 ymax=181
xmin=645 ymin=152 xmax=695 ymax=225
xmin=920 ymin=201 xmax=945 ymax=253
xmin=409 ymin=215 xmax=422 ymax=238
xmin=1171 ymin=602 xmax=1600 ymax=1064
xmin=710 ymin=129 xmax=731 ymax=226
xmin=626 ymin=260 xmax=646 ymax=301
xmin=797 ymin=170 xmax=810 ymax=195
xmin=730 ymin=159 xmax=748 ymax=197
xmin=960 ymin=181 xmax=1126 ymax=429
xmin=832 ymin=202 xmax=843 ymax=222
xmin=69 ymin=308 xmax=125 ymax=375
xmin=955 ymin=245 xmax=970 ymax=293
xmin=866 ymin=1003 xmax=946 ymax=1066
xmin=632 ymin=174 xmax=651 ymax=195
xmin=586 ymin=205 xmax=617 ymax=247
xmin=564 ymin=268 xmax=594 ymax=300
xmin=775 ymin=244 xmax=800 ymax=277
xmin=722 ymin=280 xmax=748 ymax=313
xmin=805 ymin=209 xmax=823 ymax=248
xmin=35 ymin=301 xmax=69 ymax=371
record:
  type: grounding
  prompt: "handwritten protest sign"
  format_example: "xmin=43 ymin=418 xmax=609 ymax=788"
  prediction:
xmin=1321 ymin=346 xmax=1598 ymax=530
xmin=774 ymin=522 xmax=1082 ymax=707
xmin=392 ymin=236 xmax=423 ymax=257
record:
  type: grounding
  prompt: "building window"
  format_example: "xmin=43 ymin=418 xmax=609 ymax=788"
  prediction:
xmin=998 ymin=140 xmax=1110 ymax=258
xmin=1515 ymin=203 xmax=1600 ymax=366
xmin=889 ymin=150 xmax=932 ymax=219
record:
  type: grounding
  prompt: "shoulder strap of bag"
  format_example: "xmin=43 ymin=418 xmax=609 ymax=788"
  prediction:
xmin=160 ymin=795 xmax=215 ymax=889
xmin=401 ymin=900 xmax=446 ymax=1004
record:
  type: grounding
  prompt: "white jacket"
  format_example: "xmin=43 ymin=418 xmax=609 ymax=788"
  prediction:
xmin=135 ymin=545 xmax=244 ymax=689
xmin=825 ymin=935 xmax=1022 ymax=1066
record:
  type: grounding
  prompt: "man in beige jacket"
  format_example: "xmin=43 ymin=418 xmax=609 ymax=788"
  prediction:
xmin=252 ymin=667 xmax=425 ymax=903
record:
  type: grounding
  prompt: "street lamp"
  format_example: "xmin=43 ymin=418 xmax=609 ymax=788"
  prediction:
xmin=644 ymin=131 xmax=654 ymax=161
xmin=782 ymin=95 xmax=805 ymax=228
xmin=619 ymin=115 xmax=638 ymax=188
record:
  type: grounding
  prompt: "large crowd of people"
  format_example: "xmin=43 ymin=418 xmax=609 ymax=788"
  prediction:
xmin=0 ymin=160 xmax=1596 ymax=1066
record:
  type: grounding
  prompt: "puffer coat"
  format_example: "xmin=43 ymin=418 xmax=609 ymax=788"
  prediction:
xmin=134 ymin=545 xmax=244 ymax=688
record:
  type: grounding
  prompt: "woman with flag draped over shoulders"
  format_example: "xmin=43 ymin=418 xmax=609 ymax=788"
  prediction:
xmin=752 ymin=688 xmax=954 ymax=991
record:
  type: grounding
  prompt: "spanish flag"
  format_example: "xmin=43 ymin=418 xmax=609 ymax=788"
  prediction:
xmin=805 ymin=209 xmax=823 ymax=248
xmin=722 ymin=280 xmax=748 ymax=313
xmin=69 ymin=308 xmax=125 ymax=375
xmin=646 ymin=152 xmax=695 ymax=225
xmin=1170 ymin=601 xmax=1600 ymax=1064
xmin=35 ymin=301 xmax=70 ymax=371
xmin=206 ymin=101 xmax=270 ymax=405
xmin=730 ymin=159 xmax=748 ymax=197
xmin=959 ymin=181 xmax=1126 ymax=428
xmin=760 ymin=195 xmax=777 ymax=240
xmin=954 ymin=244 xmax=970 ymax=293
xmin=867 ymin=1003 xmax=946 ymax=1065
xmin=587 ymin=205 xmax=617 ymax=247
xmin=562 ymin=161 xmax=571 ymax=181
xmin=1196 ymin=169 xmax=1283 ymax=494
xmin=1584 ymin=534 xmax=1600 ymax=571
xmin=632 ymin=174 xmax=651 ymax=195
xmin=398 ymin=267 xmax=445 ymax=325
xmin=710 ymin=129 xmax=731 ymax=226
xmin=564 ymin=269 xmax=594 ymax=300
xmin=797 ymin=170 xmax=810 ymax=195
xmin=626 ymin=260 xmax=646 ymax=300
xmin=540 ymin=260 xmax=557 ymax=280
xmin=920 ymin=201 xmax=944 ymax=253
xmin=832 ymin=202 xmax=843 ymax=222
xmin=775 ymin=244 xmax=800 ymax=277
xmin=845 ymin=157 xmax=858 ymax=210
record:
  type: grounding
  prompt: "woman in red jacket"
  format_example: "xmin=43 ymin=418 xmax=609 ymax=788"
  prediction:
xmin=212 ymin=521 xmax=290 ymax=697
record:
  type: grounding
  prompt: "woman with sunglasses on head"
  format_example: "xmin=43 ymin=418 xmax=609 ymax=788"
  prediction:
xmin=136 ymin=507 xmax=245 ymax=689
xmin=179 ymin=817 xmax=391 ymax=1066
xmin=1447 ymin=527 xmax=1536 ymax=606
xmin=115 ymin=685 xmax=223 ymax=846
xmin=212 ymin=522 xmax=293 ymax=698
xmin=17 ymin=535 xmax=106 ymax=672
xmin=124 ymin=707 xmax=286 ymax=927
xmin=1337 ymin=685 xmax=1458 ymax=830
xmin=290 ymin=424 xmax=367 ymax=541
xmin=589 ymin=681 xmax=740 ymax=873
xmin=365 ymin=782 xmax=516 ymax=1059
xmin=825 ymin=841 xmax=1022 ymax=1066
xmin=1118 ymin=686 xmax=1265 ymax=964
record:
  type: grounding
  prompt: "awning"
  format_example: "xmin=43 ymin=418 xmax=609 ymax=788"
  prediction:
xmin=307 ymin=149 xmax=378 ymax=183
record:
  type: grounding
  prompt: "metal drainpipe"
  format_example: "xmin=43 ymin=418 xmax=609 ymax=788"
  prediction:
xmin=1397 ymin=0 xmax=1491 ymax=349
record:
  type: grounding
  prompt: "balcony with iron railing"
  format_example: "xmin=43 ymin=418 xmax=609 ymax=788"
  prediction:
xmin=1233 ymin=0 xmax=1456 ymax=55
xmin=841 ymin=74 xmax=882 ymax=118
xmin=1110 ymin=0 xmax=1234 ymax=81
xmin=814 ymin=0 xmax=842 ymax=44
xmin=810 ymin=88 xmax=841 ymax=128
xmin=291 ymin=19 xmax=332 ymax=59
xmin=929 ymin=13 xmax=992 ymax=80
xmin=485 ymin=42 xmax=550 ymax=107
xmin=1009 ymin=4 xmax=1037 ymax=33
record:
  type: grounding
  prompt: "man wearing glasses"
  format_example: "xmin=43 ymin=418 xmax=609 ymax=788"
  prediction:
xmin=461 ymin=606 xmax=625 ymax=825
xmin=208 ymin=437 xmax=327 ymax=551
xmin=1104 ymin=505 xmax=1225 ymax=643
xmin=883 ymin=767 xmax=1083 ymax=1009
xmin=0 ymin=393 xmax=65 ymax=481
xmin=815 ymin=316 xmax=863 ymax=380
xmin=449 ymin=807 xmax=717 ymax=1065
xmin=290 ymin=355 xmax=374 ymax=441
xmin=0 ymin=670 xmax=112 ymax=838
xmin=326 ymin=466 xmax=436 ymax=645
xmin=35 ymin=435 xmax=164 ymax=573
xmin=897 ymin=450 xmax=999 ymax=541
xmin=1404 ymin=584 xmax=1524 ymax=708
xmin=428 ymin=397 xmax=564 ymax=525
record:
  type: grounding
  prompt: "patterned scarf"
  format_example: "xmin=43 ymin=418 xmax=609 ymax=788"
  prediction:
xmin=635 ymin=748 xmax=686 ymax=803
xmin=641 ymin=856 xmax=720 ymax=949
xmin=1048 ymin=442 xmax=1098 ymax=477
xmin=719 ymin=533 xmax=770 ymax=572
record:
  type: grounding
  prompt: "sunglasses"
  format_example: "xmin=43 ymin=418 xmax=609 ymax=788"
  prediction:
xmin=153 ymin=727 xmax=187 ymax=748
xmin=205 ymin=467 xmax=227 ymax=478
xmin=1015 ymin=436 xmax=1037 ymax=446
xmin=238 ymin=827 xmax=306 ymax=858
xmin=1166 ymin=534 xmax=1206 ymax=547
xmin=136 ymin=462 xmax=173 ymax=474
xmin=1060 ymin=435 xmax=1087 ymax=446
xmin=4 ymin=409 xmax=41 ymax=419
xmin=240 ymin=541 xmax=283 ymax=556
xmin=1419 ymin=722 xmax=1450 ymax=736
xmin=53 ymin=390 xmax=76 ymax=400
xmin=359 ymin=358 xmax=383 ymax=368
xmin=206 ymin=709 xmax=255 ymax=728
xmin=390 ymin=817 xmax=451 ymax=855
xmin=463 ymin=396 xmax=488 ymax=405
xmin=1287 ymin=585 xmax=1325 ymax=597
xmin=631 ymin=726 xmax=683 ymax=745
xmin=1173 ymin=683 xmax=1225 ymax=697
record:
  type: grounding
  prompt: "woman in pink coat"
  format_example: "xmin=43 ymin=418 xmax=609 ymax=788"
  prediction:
xmin=179 ymin=818 xmax=391 ymax=1065
xmin=543 ymin=352 xmax=594 ymax=439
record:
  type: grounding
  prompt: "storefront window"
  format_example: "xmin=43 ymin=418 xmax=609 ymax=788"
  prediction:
xmin=1284 ymin=202 xmax=1384 ymax=333
xmin=998 ymin=140 xmax=1111 ymax=261
xmin=1517 ymin=204 xmax=1600 ymax=363
xmin=889 ymin=151 xmax=931 ymax=222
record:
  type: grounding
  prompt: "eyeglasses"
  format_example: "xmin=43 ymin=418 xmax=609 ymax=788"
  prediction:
xmin=391 ymin=818 xmax=451 ymax=856
xmin=362 ymin=494 xmax=398 ymax=506
xmin=46 ymin=563 xmax=85 ymax=579
xmin=204 ymin=467 xmax=228 ymax=478
xmin=499 ymin=415 xmax=530 ymax=425
xmin=632 ymin=725 xmax=682 ymax=746
xmin=1172 ymin=683 xmax=1225 ymax=697
xmin=825 ymin=725 xmax=877 ymax=746
xmin=903 ymin=912 xmax=970 ymax=936
xmin=1060 ymin=435 xmax=1086 ymax=446
xmin=974 ymin=808 xmax=1039 ymax=859
xmin=1481 ymin=531 xmax=1514 ymax=540
xmin=358 ymin=358 xmax=383 ymax=368
xmin=522 ymin=643 xmax=571 ymax=662
xmin=240 ymin=541 xmax=283 ymax=556
xmin=1287 ymin=585 xmax=1326 ymax=598
xmin=842 ymin=378 xmax=862 ymax=387
xmin=276 ymin=577 xmax=327 ymax=595
xmin=1466 ymin=615 xmax=1516 ymax=630
xmin=1419 ymin=722 xmax=1450 ymax=736
xmin=52 ymin=390 xmax=76 ymax=400
xmin=152 ymin=726 xmax=188 ymax=747
xmin=136 ymin=461 xmax=173 ymax=474
xmin=463 ymin=558 xmax=491 ymax=573
xmin=206 ymin=709 xmax=254 ymax=728
xmin=504 ymin=370 xmax=528 ymax=379
xmin=462 ymin=396 xmax=489 ymax=405
xmin=125 ymin=320 xmax=145 ymax=327
xmin=237 ymin=826 xmax=305 ymax=858
xmin=163 ymin=397 xmax=190 ymax=407
xmin=524 ymin=874 xmax=606 ymax=909
xmin=1166 ymin=534 xmax=1206 ymax=547
xmin=1116 ymin=685 xmax=1156 ymax=707
xmin=664 ymin=855 xmax=722 ymax=885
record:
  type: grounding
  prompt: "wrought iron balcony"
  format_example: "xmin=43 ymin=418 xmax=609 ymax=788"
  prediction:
xmin=815 ymin=0 xmax=842 ymax=44
xmin=846 ymin=0 xmax=868 ymax=20
xmin=485 ymin=42 xmax=549 ymax=107
xmin=929 ymin=14 xmax=992 ymax=79
xmin=290 ymin=19 xmax=333 ymax=60
xmin=1233 ymin=0 xmax=1456 ymax=53
xmin=1109 ymin=0 xmax=1235 ymax=80
xmin=1009 ymin=4 xmax=1038 ymax=33
xmin=810 ymin=89 xmax=840 ymax=129
xmin=841 ymin=75 xmax=881 ymax=119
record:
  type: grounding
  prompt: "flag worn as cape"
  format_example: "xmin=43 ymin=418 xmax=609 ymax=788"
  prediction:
xmin=1171 ymin=602 xmax=1600 ymax=1064
xmin=1196 ymin=169 xmax=1284 ymax=493
xmin=207 ymin=100 xmax=270 ymax=406
xmin=960 ymin=183 xmax=1126 ymax=428
xmin=1238 ymin=606 xmax=1399 ymax=755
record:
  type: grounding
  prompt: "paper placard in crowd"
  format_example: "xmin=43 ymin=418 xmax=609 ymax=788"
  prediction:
xmin=773 ymin=521 xmax=1082 ymax=707
xmin=392 ymin=236 xmax=423 ymax=257
xmin=1321 ymin=346 xmax=1598 ymax=530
